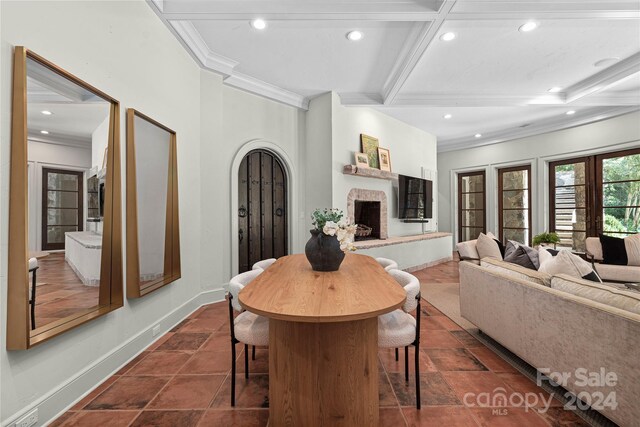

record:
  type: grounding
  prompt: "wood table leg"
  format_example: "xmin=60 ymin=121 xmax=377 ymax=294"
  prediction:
xmin=268 ymin=317 xmax=379 ymax=427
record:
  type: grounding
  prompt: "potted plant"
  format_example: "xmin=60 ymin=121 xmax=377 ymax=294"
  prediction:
xmin=532 ymin=231 xmax=560 ymax=249
xmin=305 ymin=209 xmax=357 ymax=271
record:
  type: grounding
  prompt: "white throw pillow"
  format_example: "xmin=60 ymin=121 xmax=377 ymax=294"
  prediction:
xmin=476 ymin=233 xmax=502 ymax=260
xmin=625 ymin=234 xmax=640 ymax=266
xmin=456 ymin=239 xmax=479 ymax=260
xmin=538 ymin=249 xmax=594 ymax=278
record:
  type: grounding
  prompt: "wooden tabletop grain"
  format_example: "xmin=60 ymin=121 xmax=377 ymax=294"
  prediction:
xmin=238 ymin=253 xmax=406 ymax=323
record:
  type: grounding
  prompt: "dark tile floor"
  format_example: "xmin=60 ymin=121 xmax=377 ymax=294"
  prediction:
xmin=51 ymin=261 xmax=590 ymax=426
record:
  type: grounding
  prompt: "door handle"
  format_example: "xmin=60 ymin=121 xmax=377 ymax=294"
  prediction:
xmin=239 ymin=229 xmax=244 ymax=243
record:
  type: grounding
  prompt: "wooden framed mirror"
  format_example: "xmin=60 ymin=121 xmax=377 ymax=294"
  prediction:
xmin=7 ymin=47 xmax=123 ymax=350
xmin=126 ymin=109 xmax=180 ymax=298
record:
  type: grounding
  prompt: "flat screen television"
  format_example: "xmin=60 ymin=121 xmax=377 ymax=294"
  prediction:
xmin=398 ymin=174 xmax=433 ymax=220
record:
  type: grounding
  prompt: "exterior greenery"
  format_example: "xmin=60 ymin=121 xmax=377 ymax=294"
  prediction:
xmin=533 ymin=231 xmax=561 ymax=246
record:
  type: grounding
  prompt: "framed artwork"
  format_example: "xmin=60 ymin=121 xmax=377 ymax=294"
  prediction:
xmin=355 ymin=152 xmax=370 ymax=169
xmin=378 ymin=147 xmax=392 ymax=172
xmin=360 ymin=134 xmax=380 ymax=169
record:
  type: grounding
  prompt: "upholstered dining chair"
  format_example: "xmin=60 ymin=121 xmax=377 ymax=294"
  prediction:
xmin=252 ymin=258 xmax=277 ymax=271
xmin=28 ymin=258 xmax=38 ymax=330
xmin=375 ymin=257 xmax=399 ymax=272
xmin=378 ymin=269 xmax=422 ymax=408
xmin=228 ymin=269 xmax=269 ymax=406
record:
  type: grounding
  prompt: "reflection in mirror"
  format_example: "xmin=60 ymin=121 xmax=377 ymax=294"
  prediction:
xmin=126 ymin=109 xmax=180 ymax=298
xmin=8 ymin=47 xmax=122 ymax=349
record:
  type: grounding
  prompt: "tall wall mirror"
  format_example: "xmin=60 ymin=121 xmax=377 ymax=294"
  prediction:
xmin=126 ymin=109 xmax=180 ymax=298
xmin=7 ymin=47 xmax=123 ymax=350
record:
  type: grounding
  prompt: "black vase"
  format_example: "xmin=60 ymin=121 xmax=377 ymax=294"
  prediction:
xmin=305 ymin=229 xmax=345 ymax=272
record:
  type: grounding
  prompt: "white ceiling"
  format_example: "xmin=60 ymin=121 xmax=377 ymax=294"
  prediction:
xmin=149 ymin=0 xmax=640 ymax=151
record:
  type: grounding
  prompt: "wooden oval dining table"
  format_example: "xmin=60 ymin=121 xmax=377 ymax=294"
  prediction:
xmin=239 ymin=253 xmax=406 ymax=427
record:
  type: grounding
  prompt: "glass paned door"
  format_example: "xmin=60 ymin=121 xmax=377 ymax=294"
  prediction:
xmin=458 ymin=171 xmax=486 ymax=242
xmin=597 ymin=149 xmax=640 ymax=237
xmin=42 ymin=168 xmax=83 ymax=250
xmin=549 ymin=158 xmax=593 ymax=251
xmin=498 ymin=165 xmax=532 ymax=245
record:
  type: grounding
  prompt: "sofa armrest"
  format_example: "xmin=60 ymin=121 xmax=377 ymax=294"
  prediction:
xmin=456 ymin=250 xmax=480 ymax=263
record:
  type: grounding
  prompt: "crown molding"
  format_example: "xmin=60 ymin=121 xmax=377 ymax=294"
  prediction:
xmin=437 ymin=106 xmax=640 ymax=153
xmin=565 ymin=53 xmax=640 ymax=103
xmin=338 ymin=93 xmax=384 ymax=105
xmin=224 ymin=72 xmax=310 ymax=110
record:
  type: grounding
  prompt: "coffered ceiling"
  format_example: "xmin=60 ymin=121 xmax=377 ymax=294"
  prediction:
xmin=149 ymin=0 xmax=640 ymax=151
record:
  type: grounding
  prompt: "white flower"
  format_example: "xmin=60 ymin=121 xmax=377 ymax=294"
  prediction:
xmin=337 ymin=218 xmax=349 ymax=228
xmin=337 ymin=228 xmax=348 ymax=242
xmin=323 ymin=221 xmax=338 ymax=236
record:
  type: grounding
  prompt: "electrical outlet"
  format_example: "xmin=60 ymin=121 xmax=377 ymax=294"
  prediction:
xmin=15 ymin=408 xmax=38 ymax=427
xmin=152 ymin=324 xmax=161 ymax=337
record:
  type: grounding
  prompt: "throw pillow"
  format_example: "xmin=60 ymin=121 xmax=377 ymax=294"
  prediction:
xmin=600 ymin=234 xmax=628 ymax=265
xmin=625 ymin=234 xmax=640 ymax=266
xmin=476 ymin=233 xmax=503 ymax=260
xmin=504 ymin=240 xmax=519 ymax=259
xmin=538 ymin=249 xmax=602 ymax=282
xmin=504 ymin=245 xmax=537 ymax=270
xmin=493 ymin=239 xmax=506 ymax=258
xmin=505 ymin=239 xmax=540 ymax=269
xmin=456 ymin=239 xmax=480 ymax=261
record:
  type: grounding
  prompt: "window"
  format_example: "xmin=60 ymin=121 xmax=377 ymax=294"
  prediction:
xmin=498 ymin=165 xmax=532 ymax=245
xmin=458 ymin=171 xmax=486 ymax=242
xmin=549 ymin=148 xmax=640 ymax=250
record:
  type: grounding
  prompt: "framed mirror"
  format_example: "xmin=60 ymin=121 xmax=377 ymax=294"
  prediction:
xmin=7 ymin=47 xmax=123 ymax=350
xmin=126 ymin=109 xmax=180 ymax=298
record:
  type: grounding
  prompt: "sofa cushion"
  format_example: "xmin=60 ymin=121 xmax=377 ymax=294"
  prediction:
xmin=456 ymin=239 xmax=479 ymax=261
xmin=538 ymin=249 xmax=601 ymax=282
xmin=594 ymin=264 xmax=640 ymax=283
xmin=504 ymin=245 xmax=537 ymax=270
xmin=600 ymin=234 xmax=628 ymax=265
xmin=481 ymin=258 xmax=551 ymax=287
xmin=625 ymin=234 xmax=640 ymax=266
xmin=477 ymin=233 xmax=502 ymax=260
xmin=551 ymin=274 xmax=640 ymax=315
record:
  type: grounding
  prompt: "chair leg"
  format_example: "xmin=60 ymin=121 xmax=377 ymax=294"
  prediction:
xmin=395 ymin=347 xmax=399 ymax=361
xmin=231 ymin=341 xmax=237 ymax=407
xmin=244 ymin=344 xmax=249 ymax=379
xmin=404 ymin=346 xmax=409 ymax=382
xmin=415 ymin=344 xmax=421 ymax=409
xmin=252 ymin=345 xmax=256 ymax=360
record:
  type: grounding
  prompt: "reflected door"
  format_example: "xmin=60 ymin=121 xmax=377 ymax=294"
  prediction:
xmin=498 ymin=165 xmax=532 ymax=245
xmin=42 ymin=168 xmax=83 ymax=250
xmin=458 ymin=171 xmax=486 ymax=242
xmin=238 ymin=150 xmax=288 ymax=273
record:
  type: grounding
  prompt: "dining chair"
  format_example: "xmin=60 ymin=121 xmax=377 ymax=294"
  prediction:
xmin=28 ymin=258 xmax=38 ymax=330
xmin=378 ymin=269 xmax=422 ymax=408
xmin=252 ymin=258 xmax=276 ymax=271
xmin=375 ymin=257 xmax=399 ymax=272
xmin=228 ymin=269 xmax=269 ymax=406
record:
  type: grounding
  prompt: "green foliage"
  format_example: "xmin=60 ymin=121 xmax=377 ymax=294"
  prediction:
xmin=311 ymin=208 xmax=344 ymax=231
xmin=532 ymin=231 xmax=560 ymax=246
xmin=604 ymin=214 xmax=627 ymax=233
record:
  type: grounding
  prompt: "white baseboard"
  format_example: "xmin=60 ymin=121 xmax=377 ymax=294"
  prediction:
xmin=3 ymin=288 xmax=226 ymax=427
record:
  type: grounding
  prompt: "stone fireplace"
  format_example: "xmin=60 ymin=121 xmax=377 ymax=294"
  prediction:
xmin=347 ymin=189 xmax=388 ymax=240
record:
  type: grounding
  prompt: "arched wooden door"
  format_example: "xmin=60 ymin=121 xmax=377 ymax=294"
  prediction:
xmin=238 ymin=150 xmax=288 ymax=273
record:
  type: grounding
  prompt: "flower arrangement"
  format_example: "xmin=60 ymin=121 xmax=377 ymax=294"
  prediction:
xmin=311 ymin=208 xmax=357 ymax=252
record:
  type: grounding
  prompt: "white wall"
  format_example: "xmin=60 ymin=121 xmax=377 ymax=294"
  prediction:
xmin=330 ymin=92 xmax=439 ymax=236
xmin=438 ymin=111 xmax=640 ymax=246
xmin=90 ymin=115 xmax=110 ymax=170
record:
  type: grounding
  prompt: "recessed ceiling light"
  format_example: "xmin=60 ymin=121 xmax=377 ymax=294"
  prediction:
xmin=40 ymin=130 xmax=49 ymax=134
xmin=566 ymin=110 xmax=576 ymax=115
xmin=41 ymin=110 xmax=53 ymax=115
xmin=547 ymin=87 xmax=562 ymax=93
xmin=474 ymin=133 xmax=482 ymax=138
xmin=594 ymin=57 xmax=620 ymax=67
xmin=443 ymin=114 xmax=452 ymax=119
xmin=250 ymin=19 xmax=267 ymax=30
xmin=346 ymin=30 xmax=363 ymax=41
xmin=440 ymin=32 xmax=456 ymax=41
xmin=519 ymin=21 xmax=538 ymax=32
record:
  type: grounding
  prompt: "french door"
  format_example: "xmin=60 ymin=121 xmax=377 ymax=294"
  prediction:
xmin=498 ymin=165 xmax=532 ymax=245
xmin=549 ymin=148 xmax=640 ymax=250
xmin=42 ymin=168 xmax=83 ymax=250
xmin=458 ymin=171 xmax=486 ymax=242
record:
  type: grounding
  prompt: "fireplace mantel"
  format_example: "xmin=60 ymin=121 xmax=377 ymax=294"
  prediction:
xmin=343 ymin=165 xmax=397 ymax=181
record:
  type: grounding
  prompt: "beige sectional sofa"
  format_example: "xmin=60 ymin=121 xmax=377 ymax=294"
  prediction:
xmin=585 ymin=237 xmax=640 ymax=283
xmin=460 ymin=260 xmax=640 ymax=427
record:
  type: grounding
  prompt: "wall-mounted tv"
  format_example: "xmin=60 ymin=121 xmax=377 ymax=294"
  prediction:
xmin=398 ymin=174 xmax=433 ymax=220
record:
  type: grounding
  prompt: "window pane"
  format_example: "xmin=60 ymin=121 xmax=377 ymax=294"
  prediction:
xmin=461 ymin=227 xmax=484 ymax=241
xmin=603 ymin=207 xmax=639 ymax=235
xmin=556 ymin=231 xmax=587 ymax=252
xmin=503 ymin=170 xmax=529 ymax=190
xmin=47 ymin=172 xmax=79 ymax=191
xmin=47 ymin=191 xmax=78 ymax=208
xmin=47 ymin=208 xmax=78 ymax=226
xmin=46 ymin=225 xmax=78 ymax=244
xmin=555 ymin=185 xmax=586 ymax=209
xmin=503 ymin=190 xmax=529 ymax=209
xmin=603 ymin=181 xmax=640 ymax=207
xmin=461 ymin=193 xmax=484 ymax=210
xmin=461 ymin=210 xmax=484 ymax=228
xmin=504 ymin=229 xmax=529 ymax=244
xmin=503 ymin=209 xmax=528 ymax=228
xmin=603 ymin=154 xmax=640 ymax=182
xmin=461 ymin=175 xmax=484 ymax=192
xmin=555 ymin=162 xmax=585 ymax=186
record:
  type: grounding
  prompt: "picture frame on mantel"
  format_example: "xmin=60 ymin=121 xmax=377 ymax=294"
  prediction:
xmin=355 ymin=152 xmax=370 ymax=169
xmin=378 ymin=147 xmax=392 ymax=172
xmin=360 ymin=134 xmax=380 ymax=169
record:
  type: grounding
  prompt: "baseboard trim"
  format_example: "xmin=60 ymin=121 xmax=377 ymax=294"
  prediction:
xmin=404 ymin=256 xmax=453 ymax=273
xmin=3 ymin=288 xmax=226 ymax=427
